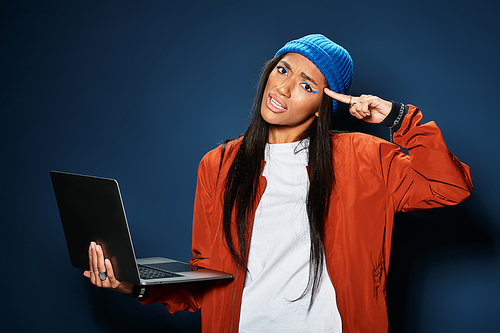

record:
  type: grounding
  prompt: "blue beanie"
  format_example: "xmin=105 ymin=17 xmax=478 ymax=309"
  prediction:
xmin=274 ymin=34 xmax=353 ymax=112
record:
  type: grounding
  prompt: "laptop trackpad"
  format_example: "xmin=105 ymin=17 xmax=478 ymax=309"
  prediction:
xmin=145 ymin=262 xmax=192 ymax=273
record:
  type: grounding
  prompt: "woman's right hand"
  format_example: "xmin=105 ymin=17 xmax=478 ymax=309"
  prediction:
xmin=83 ymin=241 xmax=135 ymax=294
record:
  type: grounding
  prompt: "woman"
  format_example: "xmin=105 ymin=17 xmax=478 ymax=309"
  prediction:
xmin=85 ymin=34 xmax=472 ymax=332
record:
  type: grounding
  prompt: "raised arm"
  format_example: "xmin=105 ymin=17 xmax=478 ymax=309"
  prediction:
xmin=326 ymin=88 xmax=472 ymax=211
xmin=379 ymin=105 xmax=472 ymax=211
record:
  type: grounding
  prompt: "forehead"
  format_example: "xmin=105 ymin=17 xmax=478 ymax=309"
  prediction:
xmin=280 ymin=52 xmax=325 ymax=85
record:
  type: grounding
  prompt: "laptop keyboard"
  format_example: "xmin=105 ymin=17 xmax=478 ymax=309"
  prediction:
xmin=138 ymin=265 xmax=182 ymax=279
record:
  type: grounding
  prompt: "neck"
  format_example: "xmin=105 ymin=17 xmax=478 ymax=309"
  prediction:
xmin=267 ymin=125 xmax=305 ymax=144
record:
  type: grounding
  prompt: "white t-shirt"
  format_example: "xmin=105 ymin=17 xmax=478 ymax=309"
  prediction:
xmin=238 ymin=140 xmax=342 ymax=332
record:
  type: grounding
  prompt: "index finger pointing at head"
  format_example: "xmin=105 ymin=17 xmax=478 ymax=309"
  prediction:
xmin=323 ymin=88 xmax=351 ymax=104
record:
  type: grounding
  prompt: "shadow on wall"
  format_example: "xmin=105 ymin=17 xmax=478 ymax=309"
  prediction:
xmin=387 ymin=197 xmax=496 ymax=333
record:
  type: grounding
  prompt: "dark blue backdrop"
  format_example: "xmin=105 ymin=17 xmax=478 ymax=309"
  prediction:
xmin=2 ymin=0 xmax=499 ymax=332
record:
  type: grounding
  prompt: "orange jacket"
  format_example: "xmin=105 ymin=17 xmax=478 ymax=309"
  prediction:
xmin=141 ymin=105 xmax=472 ymax=332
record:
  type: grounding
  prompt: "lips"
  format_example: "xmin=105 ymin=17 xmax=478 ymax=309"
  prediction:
xmin=266 ymin=93 xmax=287 ymax=113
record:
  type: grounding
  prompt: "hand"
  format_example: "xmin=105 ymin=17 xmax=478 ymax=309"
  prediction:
xmin=83 ymin=241 xmax=134 ymax=294
xmin=324 ymin=88 xmax=392 ymax=124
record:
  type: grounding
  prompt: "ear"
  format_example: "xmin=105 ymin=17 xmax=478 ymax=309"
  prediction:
xmin=315 ymin=111 xmax=319 ymax=117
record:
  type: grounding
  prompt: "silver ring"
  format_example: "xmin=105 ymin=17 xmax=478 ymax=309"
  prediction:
xmin=99 ymin=271 xmax=107 ymax=281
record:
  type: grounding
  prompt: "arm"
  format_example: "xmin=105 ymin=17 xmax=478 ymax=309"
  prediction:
xmin=379 ymin=105 xmax=472 ymax=212
xmin=190 ymin=149 xmax=217 ymax=269
xmin=325 ymin=88 xmax=472 ymax=211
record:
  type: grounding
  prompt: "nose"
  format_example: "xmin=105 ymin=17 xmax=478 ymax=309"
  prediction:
xmin=276 ymin=78 xmax=292 ymax=98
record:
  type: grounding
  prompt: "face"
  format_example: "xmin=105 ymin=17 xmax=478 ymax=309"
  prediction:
xmin=261 ymin=52 xmax=326 ymax=143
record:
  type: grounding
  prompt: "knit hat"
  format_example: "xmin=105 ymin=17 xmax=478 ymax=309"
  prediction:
xmin=274 ymin=34 xmax=353 ymax=112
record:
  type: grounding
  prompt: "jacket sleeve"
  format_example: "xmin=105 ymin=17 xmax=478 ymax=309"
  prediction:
xmin=376 ymin=105 xmax=473 ymax=212
xmin=190 ymin=147 xmax=219 ymax=269
xmin=139 ymin=148 xmax=221 ymax=312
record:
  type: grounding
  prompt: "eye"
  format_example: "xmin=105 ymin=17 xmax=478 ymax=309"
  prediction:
xmin=277 ymin=65 xmax=288 ymax=75
xmin=300 ymin=82 xmax=318 ymax=93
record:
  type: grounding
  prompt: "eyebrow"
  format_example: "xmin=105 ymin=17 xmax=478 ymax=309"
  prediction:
xmin=281 ymin=60 xmax=319 ymax=86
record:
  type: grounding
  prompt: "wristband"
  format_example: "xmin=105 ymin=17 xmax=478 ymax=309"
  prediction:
xmin=380 ymin=101 xmax=407 ymax=132
xmin=390 ymin=102 xmax=406 ymax=130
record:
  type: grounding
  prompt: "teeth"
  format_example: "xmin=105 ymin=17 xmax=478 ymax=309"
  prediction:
xmin=270 ymin=97 xmax=285 ymax=109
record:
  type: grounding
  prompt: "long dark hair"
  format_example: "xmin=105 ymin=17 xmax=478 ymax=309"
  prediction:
xmin=222 ymin=54 xmax=334 ymax=306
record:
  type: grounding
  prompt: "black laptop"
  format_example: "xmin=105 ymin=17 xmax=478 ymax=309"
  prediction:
xmin=51 ymin=171 xmax=232 ymax=285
